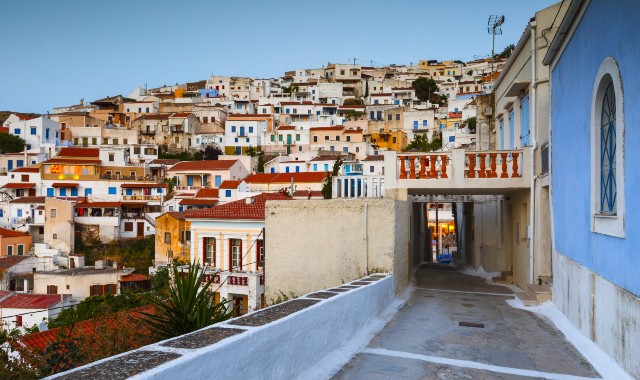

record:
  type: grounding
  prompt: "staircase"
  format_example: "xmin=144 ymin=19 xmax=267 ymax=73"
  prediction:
xmin=491 ymin=270 xmax=513 ymax=284
xmin=144 ymin=213 xmax=156 ymax=227
xmin=515 ymin=277 xmax=553 ymax=306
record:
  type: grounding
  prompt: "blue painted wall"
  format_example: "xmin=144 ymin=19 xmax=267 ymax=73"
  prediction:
xmin=551 ymin=0 xmax=640 ymax=296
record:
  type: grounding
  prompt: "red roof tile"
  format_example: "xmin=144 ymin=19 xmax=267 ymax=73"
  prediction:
xmin=0 ymin=127 xmax=9 ymax=133
xmin=9 ymin=196 xmax=46 ymax=204
xmin=57 ymin=147 xmax=100 ymax=158
xmin=185 ymin=192 xmax=290 ymax=220
xmin=168 ymin=160 xmax=237 ymax=172
xmin=2 ymin=182 xmax=35 ymax=189
xmin=140 ymin=114 xmax=171 ymax=120
xmin=448 ymin=112 xmax=462 ymax=118
xmin=150 ymin=159 xmax=179 ymax=165
xmin=0 ymin=256 xmax=30 ymax=269
xmin=244 ymin=172 xmax=327 ymax=184
xmin=310 ymin=155 xmax=340 ymax=162
xmin=292 ymin=190 xmax=324 ymax=198
xmin=0 ymin=227 xmax=30 ymax=238
xmin=10 ymin=167 xmax=39 ymax=173
xmin=120 ymin=183 xmax=167 ymax=188
xmin=219 ymin=180 xmax=241 ymax=189
xmin=0 ymin=293 xmax=67 ymax=309
xmin=52 ymin=182 xmax=78 ymax=188
xmin=119 ymin=274 xmax=149 ymax=282
xmin=278 ymin=126 xmax=296 ymax=131
xmin=195 ymin=188 xmax=219 ymax=198
xmin=179 ymin=198 xmax=218 ymax=206
xmin=343 ymin=128 xmax=363 ymax=134
xmin=363 ymin=155 xmax=385 ymax=161
xmin=170 ymin=112 xmax=192 ymax=118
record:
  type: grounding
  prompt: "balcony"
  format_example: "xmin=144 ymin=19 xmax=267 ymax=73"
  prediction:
xmin=122 ymin=195 xmax=163 ymax=202
xmin=100 ymin=174 xmax=162 ymax=182
xmin=386 ymin=148 xmax=530 ymax=194
xmin=140 ymin=129 xmax=156 ymax=135
xmin=174 ymin=185 xmax=203 ymax=191
xmin=170 ymin=126 xmax=185 ymax=133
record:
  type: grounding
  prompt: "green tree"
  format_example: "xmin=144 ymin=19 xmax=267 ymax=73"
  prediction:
xmin=246 ymin=146 xmax=257 ymax=157
xmin=498 ymin=44 xmax=516 ymax=59
xmin=321 ymin=157 xmax=343 ymax=199
xmin=465 ymin=117 xmax=477 ymax=133
xmin=411 ymin=77 xmax=439 ymax=103
xmin=343 ymin=98 xmax=364 ymax=106
xmin=257 ymin=153 xmax=265 ymax=173
xmin=405 ymin=134 xmax=442 ymax=152
xmin=140 ymin=262 xmax=233 ymax=339
xmin=201 ymin=145 xmax=222 ymax=160
xmin=0 ymin=133 xmax=26 ymax=154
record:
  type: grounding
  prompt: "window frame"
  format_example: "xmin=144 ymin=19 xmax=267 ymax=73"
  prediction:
xmin=590 ymin=56 xmax=625 ymax=238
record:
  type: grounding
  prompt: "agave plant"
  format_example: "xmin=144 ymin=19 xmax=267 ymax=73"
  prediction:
xmin=140 ymin=262 xmax=233 ymax=340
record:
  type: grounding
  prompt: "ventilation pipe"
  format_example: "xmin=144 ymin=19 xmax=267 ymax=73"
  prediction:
xmin=529 ymin=20 xmax=538 ymax=285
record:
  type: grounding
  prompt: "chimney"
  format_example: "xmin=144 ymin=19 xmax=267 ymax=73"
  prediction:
xmin=245 ymin=197 xmax=253 ymax=205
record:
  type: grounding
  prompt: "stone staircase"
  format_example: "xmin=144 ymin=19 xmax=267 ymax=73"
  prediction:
xmin=492 ymin=271 xmax=553 ymax=305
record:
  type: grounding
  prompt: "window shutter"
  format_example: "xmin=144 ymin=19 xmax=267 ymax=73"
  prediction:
xmin=229 ymin=239 xmax=232 ymax=270
xmin=239 ymin=239 xmax=243 ymax=268
xmin=90 ymin=285 xmax=94 ymax=296
xmin=101 ymin=285 xmax=106 ymax=296
xmin=203 ymin=238 xmax=207 ymax=264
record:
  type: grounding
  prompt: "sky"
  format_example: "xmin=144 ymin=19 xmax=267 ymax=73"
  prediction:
xmin=1 ymin=0 xmax=559 ymax=113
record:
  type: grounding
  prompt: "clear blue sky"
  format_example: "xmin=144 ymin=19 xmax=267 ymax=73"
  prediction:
xmin=1 ymin=0 xmax=559 ymax=113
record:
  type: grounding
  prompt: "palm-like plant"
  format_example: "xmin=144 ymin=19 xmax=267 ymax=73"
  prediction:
xmin=141 ymin=262 xmax=233 ymax=340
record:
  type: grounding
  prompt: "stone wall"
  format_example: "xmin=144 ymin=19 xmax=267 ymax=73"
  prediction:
xmin=264 ymin=199 xmax=409 ymax=300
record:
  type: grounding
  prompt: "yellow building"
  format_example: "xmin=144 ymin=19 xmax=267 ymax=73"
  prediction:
xmin=369 ymin=129 xmax=407 ymax=152
xmin=154 ymin=212 xmax=191 ymax=266
xmin=445 ymin=112 xmax=463 ymax=130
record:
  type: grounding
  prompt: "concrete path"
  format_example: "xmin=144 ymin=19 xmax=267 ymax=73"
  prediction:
xmin=333 ymin=264 xmax=601 ymax=380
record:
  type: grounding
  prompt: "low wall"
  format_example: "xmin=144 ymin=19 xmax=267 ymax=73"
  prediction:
xmin=553 ymin=251 xmax=640 ymax=378
xmin=50 ymin=275 xmax=398 ymax=380
xmin=264 ymin=199 xmax=409 ymax=301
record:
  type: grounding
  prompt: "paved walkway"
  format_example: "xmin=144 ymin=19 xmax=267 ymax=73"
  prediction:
xmin=333 ymin=264 xmax=601 ymax=380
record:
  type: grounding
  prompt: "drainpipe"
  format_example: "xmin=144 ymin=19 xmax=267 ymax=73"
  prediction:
xmin=529 ymin=21 xmax=538 ymax=285
xmin=364 ymin=203 xmax=369 ymax=275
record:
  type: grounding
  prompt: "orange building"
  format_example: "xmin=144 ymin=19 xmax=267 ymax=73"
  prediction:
xmin=0 ymin=228 xmax=32 ymax=257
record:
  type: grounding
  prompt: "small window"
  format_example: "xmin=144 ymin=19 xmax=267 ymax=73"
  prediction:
xmin=124 ymin=222 xmax=133 ymax=231
xmin=164 ymin=232 xmax=171 ymax=244
xmin=30 ymin=127 xmax=37 ymax=135
xmin=50 ymin=209 xmax=56 ymax=218
xmin=16 ymin=315 xmax=23 ymax=327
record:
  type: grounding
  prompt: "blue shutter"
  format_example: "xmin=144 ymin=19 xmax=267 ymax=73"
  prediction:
xmin=187 ymin=176 xmax=193 ymax=186
xmin=47 ymin=188 xmax=54 ymax=197
xmin=413 ymin=121 xmax=418 ymax=129
xmin=215 ymin=175 xmax=221 ymax=187
xmin=60 ymin=188 xmax=67 ymax=196
xmin=500 ymin=119 xmax=505 ymax=150
xmin=509 ymin=109 xmax=515 ymax=149
xmin=521 ymin=93 xmax=530 ymax=146
xmin=85 ymin=188 xmax=92 ymax=196
xmin=126 ymin=189 xmax=133 ymax=195
xmin=71 ymin=188 xmax=78 ymax=196
xmin=108 ymin=187 xmax=117 ymax=194
xmin=7 ymin=161 xmax=13 ymax=171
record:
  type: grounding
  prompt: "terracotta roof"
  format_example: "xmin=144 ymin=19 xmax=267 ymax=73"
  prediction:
xmin=0 ymin=255 xmax=30 ymax=269
xmin=309 ymin=126 xmax=344 ymax=132
xmin=194 ymin=188 xmax=219 ymax=198
xmin=10 ymin=167 xmax=39 ymax=173
xmin=185 ymin=192 xmax=290 ymax=220
xmin=170 ymin=112 xmax=192 ymax=118
xmin=2 ymin=183 xmax=35 ymax=189
xmin=363 ymin=155 xmax=385 ymax=161
xmin=244 ymin=172 xmax=327 ymax=184
xmin=10 ymin=196 xmax=46 ymax=204
xmin=0 ymin=127 xmax=9 ymax=133
xmin=20 ymin=305 xmax=154 ymax=351
xmin=15 ymin=114 xmax=39 ymax=121
xmin=76 ymin=201 xmax=122 ymax=208
xmin=119 ymin=274 xmax=149 ymax=282
xmin=42 ymin=158 xmax=101 ymax=165
xmin=120 ymin=183 xmax=167 ymax=188
xmin=179 ymin=198 xmax=218 ymax=206
xmin=278 ymin=126 xmax=296 ymax=131
xmin=57 ymin=147 xmax=100 ymax=158
xmin=219 ymin=180 xmax=241 ymax=189
xmin=344 ymin=128 xmax=363 ymax=134
xmin=52 ymin=182 xmax=78 ymax=188
xmin=448 ymin=112 xmax=463 ymax=118
xmin=168 ymin=160 xmax=237 ymax=172
xmin=0 ymin=293 xmax=67 ymax=309
xmin=150 ymin=159 xmax=179 ymax=165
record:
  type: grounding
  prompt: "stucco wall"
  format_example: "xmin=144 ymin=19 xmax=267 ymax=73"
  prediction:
xmin=265 ymin=199 xmax=409 ymax=300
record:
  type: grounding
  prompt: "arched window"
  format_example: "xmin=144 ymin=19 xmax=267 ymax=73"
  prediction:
xmin=591 ymin=57 xmax=624 ymax=237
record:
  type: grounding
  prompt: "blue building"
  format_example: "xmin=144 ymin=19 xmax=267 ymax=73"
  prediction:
xmin=544 ymin=0 xmax=640 ymax=376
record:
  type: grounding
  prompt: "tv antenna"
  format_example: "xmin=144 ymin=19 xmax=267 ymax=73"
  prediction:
xmin=488 ymin=15 xmax=505 ymax=76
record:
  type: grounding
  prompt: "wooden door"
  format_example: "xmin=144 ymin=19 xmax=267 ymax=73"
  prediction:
xmin=137 ymin=222 xmax=144 ymax=238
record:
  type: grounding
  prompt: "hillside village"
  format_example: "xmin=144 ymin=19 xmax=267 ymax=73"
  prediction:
xmin=0 ymin=57 xmax=504 ymax=319
xmin=2 ymin=0 xmax=640 ymax=378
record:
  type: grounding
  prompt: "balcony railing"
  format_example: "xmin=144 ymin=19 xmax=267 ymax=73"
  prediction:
xmin=175 ymin=185 xmax=203 ymax=191
xmin=170 ymin=126 xmax=185 ymax=133
xmin=100 ymin=174 xmax=162 ymax=182
xmin=140 ymin=130 xmax=156 ymax=135
xmin=398 ymin=152 xmax=450 ymax=179
xmin=123 ymin=195 xmax=163 ymax=202
xmin=464 ymin=151 xmax=522 ymax=179
xmin=228 ymin=276 xmax=248 ymax=286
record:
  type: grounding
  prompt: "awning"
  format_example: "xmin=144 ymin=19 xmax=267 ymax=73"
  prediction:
xmin=52 ymin=183 xmax=79 ymax=188
xmin=2 ymin=183 xmax=35 ymax=189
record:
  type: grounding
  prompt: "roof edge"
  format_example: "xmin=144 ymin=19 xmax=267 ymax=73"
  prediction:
xmin=542 ymin=0 xmax=588 ymax=66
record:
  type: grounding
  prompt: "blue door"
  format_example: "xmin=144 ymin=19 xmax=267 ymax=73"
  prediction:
xmin=47 ymin=188 xmax=54 ymax=197
xmin=16 ymin=160 xmax=23 ymax=168
xmin=71 ymin=188 xmax=78 ymax=196
xmin=60 ymin=188 xmax=67 ymax=196
xmin=215 ymin=175 xmax=221 ymax=187
xmin=520 ymin=94 xmax=530 ymax=146
xmin=7 ymin=161 xmax=12 ymax=171
xmin=240 ymin=126 xmax=245 ymax=136
xmin=126 ymin=189 xmax=133 ymax=195
xmin=509 ymin=109 xmax=515 ymax=149
xmin=187 ymin=176 xmax=193 ymax=186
